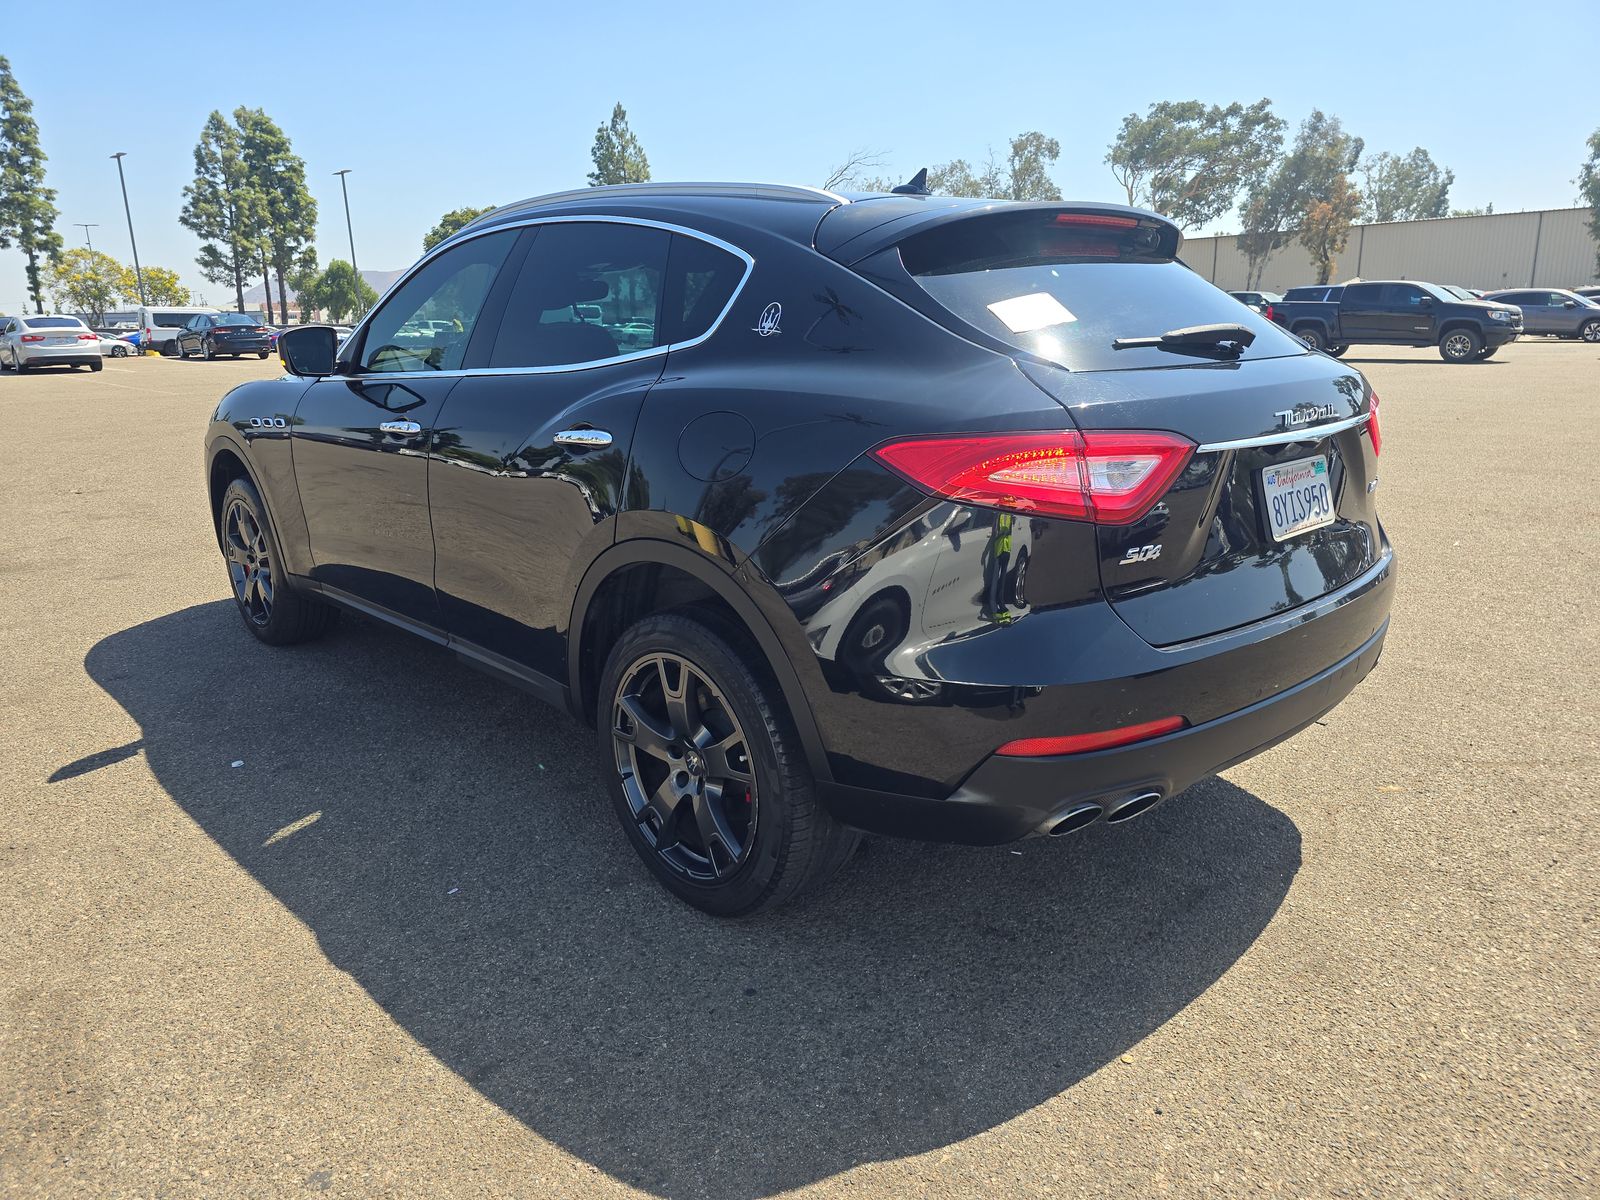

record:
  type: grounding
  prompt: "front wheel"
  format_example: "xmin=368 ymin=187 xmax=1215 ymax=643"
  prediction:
xmin=1581 ymin=320 xmax=1600 ymax=344
xmin=175 ymin=340 xmax=187 ymax=359
xmin=258 ymin=350 xmax=270 ymax=359
xmin=1475 ymin=345 xmax=1498 ymax=360
xmin=1439 ymin=328 xmax=1482 ymax=362
xmin=111 ymin=345 xmax=128 ymax=358
xmin=600 ymin=613 xmax=858 ymax=916
xmin=217 ymin=477 xmax=339 ymax=645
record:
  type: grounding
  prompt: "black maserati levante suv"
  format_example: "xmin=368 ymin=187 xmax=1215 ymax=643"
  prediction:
xmin=205 ymin=181 xmax=1394 ymax=915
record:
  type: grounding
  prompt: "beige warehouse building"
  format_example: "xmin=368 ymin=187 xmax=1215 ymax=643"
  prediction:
xmin=1180 ymin=206 xmax=1597 ymax=294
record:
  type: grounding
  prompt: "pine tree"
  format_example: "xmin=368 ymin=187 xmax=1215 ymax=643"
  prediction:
xmin=588 ymin=103 xmax=651 ymax=186
xmin=236 ymin=107 xmax=316 ymax=322
xmin=0 ymin=56 xmax=63 ymax=313
xmin=180 ymin=111 xmax=260 ymax=312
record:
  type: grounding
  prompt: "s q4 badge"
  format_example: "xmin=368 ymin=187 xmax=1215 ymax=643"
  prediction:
xmin=753 ymin=302 xmax=782 ymax=337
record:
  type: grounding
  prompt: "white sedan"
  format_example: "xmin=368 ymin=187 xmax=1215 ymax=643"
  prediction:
xmin=0 ymin=314 xmax=105 ymax=372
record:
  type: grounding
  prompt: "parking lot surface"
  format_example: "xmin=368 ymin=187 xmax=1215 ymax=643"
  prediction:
xmin=2 ymin=344 xmax=1595 ymax=1198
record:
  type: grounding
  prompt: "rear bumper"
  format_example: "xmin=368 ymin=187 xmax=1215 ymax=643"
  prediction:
xmin=212 ymin=338 xmax=272 ymax=353
xmin=17 ymin=347 xmax=99 ymax=366
xmin=820 ymin=549 xmax=1394 ymax=844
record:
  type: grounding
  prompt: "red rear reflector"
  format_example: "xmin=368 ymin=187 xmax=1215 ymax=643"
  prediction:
xmin=1053 ymin=213 xmax=1139 ymax=229
xmin=1367 ymin=392 xmax=1381 ymax=456
xmin=997 ymin=716 xmax=1187 ymax=758
xmin=872 ymin=429 xmax=1193 ymax=525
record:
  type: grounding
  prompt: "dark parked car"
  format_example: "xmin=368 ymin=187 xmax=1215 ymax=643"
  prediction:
xmin=1482 ymin=289 xmax=1600 ymax=341
xmin=1272 ymin=279 xmax=1522 ymax=361
xmin=176 ymin=312 xmax=274 ymax=359
xmin=205 ymin=182 xmax=1394 ymax=915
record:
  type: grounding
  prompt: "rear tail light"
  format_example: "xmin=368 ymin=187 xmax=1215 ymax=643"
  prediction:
xmin=78 ymin=333 xmax=98 ymax=341
xmin=998 ymin=715 xmax=1188 ymax=757
xmin=19 ymin=334 xmax=43 ymax=343
xmin=1264 ymin=304 xmax=1276 ymax=322
xmin=871 ymin=429 xmax=1194 ymax=525
xmin=1368 ymin=392 xmax=1382 ymax=457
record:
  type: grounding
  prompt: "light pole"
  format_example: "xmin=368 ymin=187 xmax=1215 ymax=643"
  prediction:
xmin=111 ymin=153 xmax=146 ymax=305
xmin=333 ymin=169 xmax=361 ymax=317
xmin=74 ymin=223 xmax=100 ymax=252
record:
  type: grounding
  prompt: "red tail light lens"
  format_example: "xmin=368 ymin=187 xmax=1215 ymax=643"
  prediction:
xmin=1367 ymin=392 xmax=1381 ymax=457
xmin=872 ymin=429 xmax=1194 ymax=525
xmin=19 ymin=334 xmax=43 ymax=343
xmin=1264 ymin=304 xmax=1276 ymax=322
xmin=78 ymin=333 xmax=98 ymax=341
xmin=998 ymin=715 xmax=1188 ymax=757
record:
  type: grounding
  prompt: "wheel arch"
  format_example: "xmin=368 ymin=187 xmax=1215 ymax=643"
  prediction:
xmin=1437 ymin=319 xmax=1482 ymax=342
xmin=568 ymin=538 xmax=834 ymax=786
xmin=205 ymin=435 xmax=289 ymax=560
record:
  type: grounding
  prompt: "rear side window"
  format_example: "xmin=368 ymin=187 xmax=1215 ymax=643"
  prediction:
xmin=1342 ymin=283 xmax=1382 ymax=305
xmin=899 ymin=210 xmax=1305 ymax=372
xmin=489 ymin=222 xmax=668 ymax=368
xmin=661 ymin=234 xmax=746 ymax=345
xmin=24 ymin=316 xmax=86 ymax=329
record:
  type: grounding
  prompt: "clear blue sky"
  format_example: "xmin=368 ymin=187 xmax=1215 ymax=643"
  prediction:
xmin=4 ymin=2 xmax=1595 ymax=312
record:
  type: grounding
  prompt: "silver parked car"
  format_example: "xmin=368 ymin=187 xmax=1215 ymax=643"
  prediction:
xmin=0 ymin=314 xmax=105 ymax=372
xmin=1483 ymin=289 xmax=1600 ymax=341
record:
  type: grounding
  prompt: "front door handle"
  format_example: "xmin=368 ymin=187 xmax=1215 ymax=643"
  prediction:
xmin=554 ymin=428 xmax=613 ymax=448
xmin=379 ymin=420 xmax=422 ymax=435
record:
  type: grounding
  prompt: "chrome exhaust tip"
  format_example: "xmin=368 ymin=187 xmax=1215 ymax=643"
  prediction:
xmin=1042 ymin=803 xmax=1104 ymax=837
xmin=1103 ymin=790 xmax=1165 ymax=824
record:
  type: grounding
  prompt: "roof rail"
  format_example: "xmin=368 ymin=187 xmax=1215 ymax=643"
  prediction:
xmin=462 ymin=182 xmax=849 ymax=233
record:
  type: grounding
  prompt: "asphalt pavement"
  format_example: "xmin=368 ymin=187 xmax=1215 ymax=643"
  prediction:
xmin=1 ymin=342 xmax=1595 ymax=1198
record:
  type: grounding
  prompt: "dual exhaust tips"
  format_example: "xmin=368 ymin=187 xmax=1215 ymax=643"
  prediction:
xmin=1040 ymin=790 xmax=1164 ymax=838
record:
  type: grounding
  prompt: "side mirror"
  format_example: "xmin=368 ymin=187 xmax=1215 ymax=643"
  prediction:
xmin=278 ymin=325 xmax=339 ymax=377
xmin=1564 ymin=300 xmax=1578 ymax=308
xmin=1418 ymin=295 xmax=1434 ymax=307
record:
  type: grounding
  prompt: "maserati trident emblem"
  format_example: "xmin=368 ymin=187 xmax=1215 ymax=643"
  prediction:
xmin=1272 ymin=403 xmax=1338 ymax=429
xmin=753 ymin=302 xmax=782 ymax=337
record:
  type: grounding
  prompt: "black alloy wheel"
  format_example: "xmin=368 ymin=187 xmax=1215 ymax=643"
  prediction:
xmin=612 ymin=651 xmax=759 ymax=883
xmin=223 ymin=495 xmax=274 ymax=626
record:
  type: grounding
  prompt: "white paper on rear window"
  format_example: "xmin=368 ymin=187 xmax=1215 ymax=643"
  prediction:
xmin=986 ymin=292 xmax=1076 ymax=334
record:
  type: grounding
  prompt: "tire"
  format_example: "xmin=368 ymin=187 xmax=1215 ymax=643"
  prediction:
xmin=89 ymin=358 xmax=103 ymax=372
xmin=1474 ymin=346 xmax=1497 ymax=361
xmin=1439 ymin=327 xmax=1482 ymax=362
xmin=175 ymin=340 xmax=187 ymax=359
xmin=111 ymin=345 xmax=128 ymax=358
xmin=599 ymin=612 xmax=858 ymax=916
xmin=1294 ymin=325 xmax=1324 ymax=351
xmin=217 ymin=476 xmax=340 ymax=646
xmin=14 ymin=357 xmax=27 ymax=373
xmin=258 ymin=350 xmax=270 ymax=359
xmin=202 ymin=340 xmax=213 ymax=361
xmin=1324 ymin=344 xmax=1349 ymax=358
xmin=1581 ymin=320 xmax=1600 ymax=344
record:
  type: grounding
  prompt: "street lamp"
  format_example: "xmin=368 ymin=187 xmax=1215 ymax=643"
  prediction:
xmin=74 ymin=223 xmax=99 ymax=252
xmin=333 ymin=169 xmax=361 ymax=316
xmin=111 ymin=153 xmax=146 ymax=306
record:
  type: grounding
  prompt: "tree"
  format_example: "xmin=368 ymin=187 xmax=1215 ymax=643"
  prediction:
xmin=423 ymin=205 xmax=496 ymax=252
xmin=1299 ymin=175 xmax=1363 ymax=284
xmin=0 ymin=56 xmax=62 ymax=313
xmin=235 ymin=107 xmax=316 ymax=322
xmin=1450 ymin=203 xmax=1494 ymax=218
xmin=926 ymin=156 xmax=1005 ymax=198
xmin=1579 ymin=128 xmax=1600 ymax=274
xmin=180 ymin=111 xmax=261 ymax=312
xmin=1239 ymin=110 xmax=1364 ymax=288
xmin=305 ymin=259 xmax=376 ymax=323
xmin=822 ymin=149 xmax=886 ymax=192
xmin=1360 ymin=148 xmax=1453 ymax=223
xmin=588 ymin=103 xmax=650 ymax=186
xmin=1106 ymin=99 xmax=1285 ymax=230
xmin=42 ymin=248 xmax=125 ymax=323
xmin=132 ymin=265 xmax=191 ymax=306
xmin=1003 ymin=132 xmax=1062 ymax=201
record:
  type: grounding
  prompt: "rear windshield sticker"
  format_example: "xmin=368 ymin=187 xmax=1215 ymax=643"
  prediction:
xmin=986 ymin=292 xmax=1077 ymax=333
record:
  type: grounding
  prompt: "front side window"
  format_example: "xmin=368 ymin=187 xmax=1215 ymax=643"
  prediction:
xmin=360 ymin=229 xmax=517 ymax=373
xmin=489 ymin=222 xmax=668 ymax=368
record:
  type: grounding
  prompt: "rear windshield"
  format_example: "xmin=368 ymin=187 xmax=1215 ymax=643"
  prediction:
xmin=216 ymin=313 xmax=259 ymax=326
xmin=23 ymin=316 xmax=85 ymax=329
xmin=900 ymin=212 xmax=1306 ymax=372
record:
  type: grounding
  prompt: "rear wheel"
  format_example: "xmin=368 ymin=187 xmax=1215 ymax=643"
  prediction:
xmin=1581 ymin=319 xmax=1600 ymax=344
xmin=202 ymin=340 xmax=213 ymax=361
xmin=600 ymin=612 xmax=857 ymax=916
xmin=1474 ymin=345 xmax=1498 ymax=360
xmin=217 ymin=477 xmax=340 ymax=645
xmin=258 ymin=350 xmax=270 ymax=358
xmin=1439 ymin=328 xmax=1481 ymax=362
xmin=89 ymin=358 xmax=103 ymax=372
xmin=1294 ymin=325 xmax=1325 ymax=351
xmin=1324 ymin=344 xmax=1349 ymax=358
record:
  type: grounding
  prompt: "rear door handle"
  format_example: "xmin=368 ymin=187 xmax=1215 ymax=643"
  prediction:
xmin=379 ymin=420 xmax=422 ymax=435
xmin=554 ymin=428 xmax=613 ymax=448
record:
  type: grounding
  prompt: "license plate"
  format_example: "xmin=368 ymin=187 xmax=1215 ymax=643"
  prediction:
xmin=1261 ymin=454 xmax=1335 ymax=542
xmin=47 ymin=336 xmax=76 ymax=346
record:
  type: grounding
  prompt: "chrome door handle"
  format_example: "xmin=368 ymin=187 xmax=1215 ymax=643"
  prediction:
xmin=554 ymin=428 xmax=613 ymax=448
xmin=379 ymin=420 xmax=422 ymax=435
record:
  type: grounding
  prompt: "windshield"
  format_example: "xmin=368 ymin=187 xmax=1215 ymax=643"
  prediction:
xmin=216 ymin=313 xmax=259 ymax=326
xmin=1440 ymin=286 xmax=1476 ymax=301
xmin=901 ymin=214 xmax=1307 ymax=372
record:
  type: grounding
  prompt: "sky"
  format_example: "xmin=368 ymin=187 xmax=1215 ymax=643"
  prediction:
xmin=4 ymin=2 xmax=1595 ymax=313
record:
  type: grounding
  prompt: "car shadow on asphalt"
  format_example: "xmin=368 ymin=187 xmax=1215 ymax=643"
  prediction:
xmin=74 ymin=602 xmax=1301 ymax=1200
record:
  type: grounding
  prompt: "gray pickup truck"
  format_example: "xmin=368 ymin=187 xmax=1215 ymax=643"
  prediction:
xmin=1270 ymin=279 xmax=1523 ymax=362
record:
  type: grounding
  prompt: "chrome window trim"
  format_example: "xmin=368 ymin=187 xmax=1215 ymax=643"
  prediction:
xmin=339 ymin=214 xmax=755 ymax=381
xmin=1197 ymin=412 xmax=1371 ymax=453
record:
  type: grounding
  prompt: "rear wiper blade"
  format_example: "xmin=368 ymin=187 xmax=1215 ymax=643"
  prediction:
xmin=1112 ymin=322 xmax=1257 ymax=355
